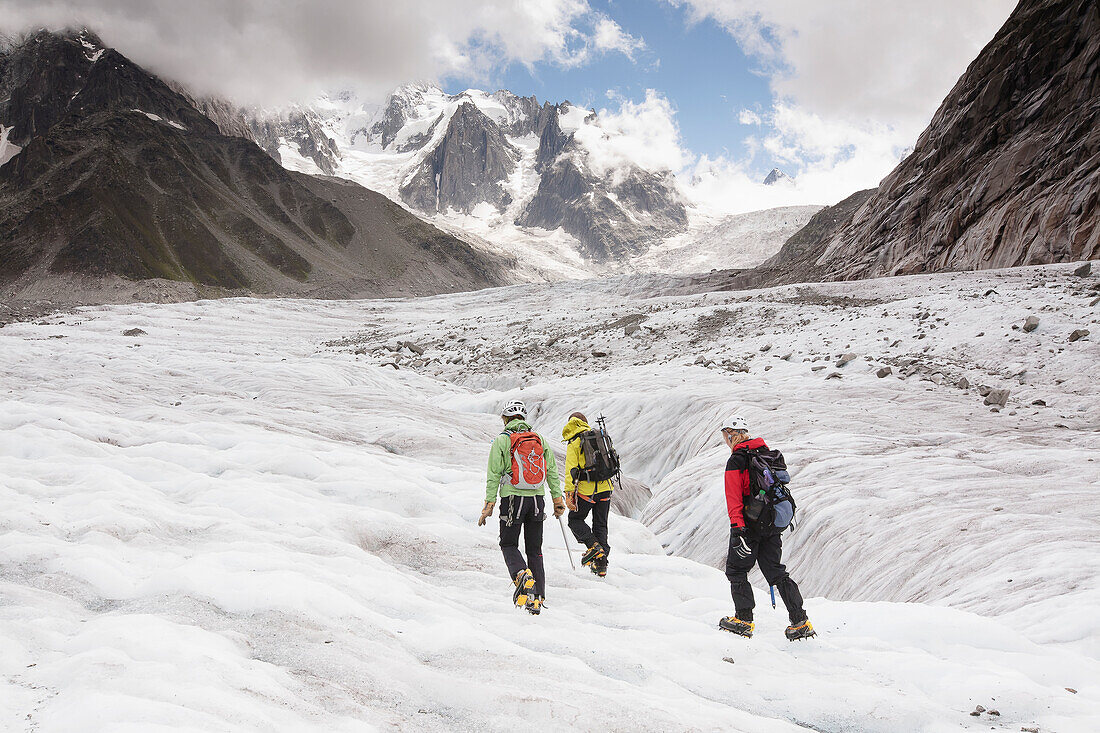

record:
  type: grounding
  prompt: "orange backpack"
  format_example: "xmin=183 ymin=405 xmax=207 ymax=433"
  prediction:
xmin=506 ymin=431 xmax=547 ymax=489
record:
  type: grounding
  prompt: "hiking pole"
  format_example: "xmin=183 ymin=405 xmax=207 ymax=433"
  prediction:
xmin=557 ymin=515 xmax=576 ymax=570
xmin=770 ymin=585 xmax=777 ymax=610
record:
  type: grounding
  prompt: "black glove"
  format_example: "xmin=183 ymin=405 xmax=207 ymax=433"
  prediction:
xmin=731 ymin=526 xmax=752 ymax=559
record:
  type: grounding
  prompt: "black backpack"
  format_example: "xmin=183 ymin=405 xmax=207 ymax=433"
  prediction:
xmin=571 ymin=419 xmax=621 ymax=483
xmin=742 ymin=447 xmax=797 ymax=531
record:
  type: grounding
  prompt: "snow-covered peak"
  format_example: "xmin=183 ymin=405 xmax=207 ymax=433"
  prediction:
xmin=763 ymin=168 xmax=795 ymax=186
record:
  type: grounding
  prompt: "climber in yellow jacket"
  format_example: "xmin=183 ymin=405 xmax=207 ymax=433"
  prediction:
xmin=562 ymin=412 xmax=614 ymax=576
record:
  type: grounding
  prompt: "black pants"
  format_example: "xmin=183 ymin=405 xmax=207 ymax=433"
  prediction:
xmin=567 ymin=490 xmax=611 ymax=555
xmin=725 ymin=527 xmax=806 ymax=625
xmin=499 ymin=494 xmax=546 ymax=596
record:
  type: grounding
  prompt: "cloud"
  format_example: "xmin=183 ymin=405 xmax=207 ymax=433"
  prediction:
xmin=669 ymin=0 xmax=1015 ymax=129
xmin=572 ymin=89 xmax=692 ymax=177
xmin=737 ymin=109 xmax=761 ymax=125
xmin=591 ymin=16 xmax=646 ymax=60
xmin=664 ymin=0 xmax=1016 ymax=205
xmin=0 ymin=0 xmax=643 ymax=105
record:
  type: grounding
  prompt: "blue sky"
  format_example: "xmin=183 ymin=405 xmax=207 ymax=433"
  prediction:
xmin=447 ymin=1 xmax=778 ymax=177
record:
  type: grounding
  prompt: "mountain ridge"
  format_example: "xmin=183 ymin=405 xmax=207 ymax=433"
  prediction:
xmin=0 ymin=30 xmax=512 ymax=302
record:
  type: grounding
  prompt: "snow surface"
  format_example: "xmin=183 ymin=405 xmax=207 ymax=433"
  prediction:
xmin=635 ymin=205 xmax=824 ymax=273
xmin=2 ymin=264 xmax=1098 ymax=731
xmin=131 ymin=109 xmax=187 ymax=131
xmin=0 ymin=125 xmax=22 ymax=168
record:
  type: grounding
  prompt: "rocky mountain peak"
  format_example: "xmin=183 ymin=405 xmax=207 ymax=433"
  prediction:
xmin=398 ymin=100 xmax=519 ymax=214
xmin=0 ymin=29 xmax=215 ymax=147
xmin=763 ymin=168 xmax=794 ymax=186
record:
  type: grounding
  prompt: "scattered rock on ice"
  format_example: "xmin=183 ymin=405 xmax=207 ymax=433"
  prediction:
xmin=122 ymin=328 xmax=147 ymax=336
xmin=592 ymin=350 xmax=608 ymax=357
xmin=984 ymin=388 xmax=1011 ymax=407
xmin=1021 ymin=726 xmax=1040 ymax=733
xmin=1074 ymin=262 xmax=1092 ymax=277
xmin=1032 ymin=399 xmax=1047 ymax=406
xmin=877 ymin=366 xmax=892 ymax=378
xmin=624 ymin=323 xmax=641 ymax=336
xmin=958 ymin=377 xmax=970 ymax=390
xmin=978 ymin=385 xmax=992 ymax=396
xmin=1068 ymin=329 xmax=1090 ymax=342
xmin=836 ymin=353 xmax=858 ymax=367
xmin=402 ymin=341 xmax=425 ymax=355
xmin=1023 ymin=315 xmax=1040 ymax=332
xmin=826 ymin=371 xmax=842 ymax=380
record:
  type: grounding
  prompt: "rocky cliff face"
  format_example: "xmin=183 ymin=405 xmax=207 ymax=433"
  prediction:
xmin=0 ymin=31 xmax=510 ymax=299
xmin=807 ymin=0 xmax=1099 ymax=279
xmin=398 ymin=101 xmax=519 ymax=214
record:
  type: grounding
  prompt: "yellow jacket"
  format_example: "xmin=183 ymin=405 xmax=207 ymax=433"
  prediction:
xmin=562 ymin=416 xmax=614 ymax=497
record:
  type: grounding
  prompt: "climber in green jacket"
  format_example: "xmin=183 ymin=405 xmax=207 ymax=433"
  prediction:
xmin=478 ymin=400 xmax=564 ymax=615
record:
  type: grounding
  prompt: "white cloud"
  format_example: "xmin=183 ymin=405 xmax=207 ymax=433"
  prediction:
xmin=669 ymin=0 xmax=1015 ymax=128
xmin=664 ymin=0 xmax=1016 ymax=206
xmin=0 ymin=0 xmax=643 ymax=105
xmin=737 ymin=109 xmax=761 ymax=125
xmin=591 ymin=16 xmax=646 ymax=60
xmin=572 ymin=89 xmax=692 ymax=177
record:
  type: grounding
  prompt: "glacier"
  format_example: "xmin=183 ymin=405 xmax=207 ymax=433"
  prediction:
xmin=1 ymin=263 xmax=1098 ymax=731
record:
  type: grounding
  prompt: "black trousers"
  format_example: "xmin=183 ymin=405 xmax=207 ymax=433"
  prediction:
xmin=499 ymin=494 xmax=546 ymax=596
xmin=725 ymin=527 xmax=806 ymax=625
xmin=567 ymin=490 xmax=611 ymax=555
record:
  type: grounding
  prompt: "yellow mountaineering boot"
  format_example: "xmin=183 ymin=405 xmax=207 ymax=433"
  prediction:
xmin=718 ymin=616 xmax=754 ymax=638
xmin=785 ymin=619 xmax=816 ymax=641
xmin=513 ymin=569 xmax=536 ymax=609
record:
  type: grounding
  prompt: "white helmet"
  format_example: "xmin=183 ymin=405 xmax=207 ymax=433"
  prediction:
xmin=721 ymin=414 xmax=748 ymax=432
xmin=501 ymin=400 xmax=528 ymax=420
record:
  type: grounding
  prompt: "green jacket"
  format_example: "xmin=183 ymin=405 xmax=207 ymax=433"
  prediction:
xmin=485 ymin=419 xmax=562 ymax=503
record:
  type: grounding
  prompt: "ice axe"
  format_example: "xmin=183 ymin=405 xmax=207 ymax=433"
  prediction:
xmin=557 ymin=515 xmax=576 ymax=570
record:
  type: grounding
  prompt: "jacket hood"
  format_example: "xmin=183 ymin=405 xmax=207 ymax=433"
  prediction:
xmin=733 ymin=437 xmax=768 ymax=451
xmin=562 ymin=416 xmax=590 ymax=441
xmin=504 ymin=418 xmax=532 ymax=432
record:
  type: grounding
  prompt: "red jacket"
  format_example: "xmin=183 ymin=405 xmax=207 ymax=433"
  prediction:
xmin=724 ymin=437 xmax=768 ymax=527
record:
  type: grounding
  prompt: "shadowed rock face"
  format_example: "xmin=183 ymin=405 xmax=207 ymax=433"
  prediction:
xmin=535 ymin=105 xmax=570 ymax=171
xmin=811 ymin=0 xmax=1099 ymax=279
xmin=0 ymin=31 xmax=510 ymax=298
xmin=399 ymin=101 xmax=519 ymax=214
xmin=518 ymin=158 xmax=688 ymax=263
